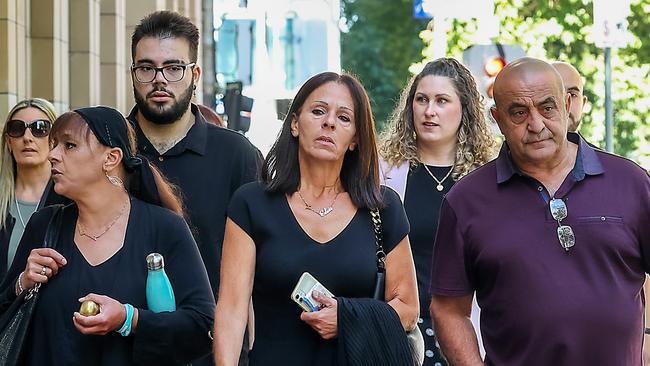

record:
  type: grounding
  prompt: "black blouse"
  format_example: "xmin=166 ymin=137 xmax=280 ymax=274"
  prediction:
xmin=0 ymin=198 xmax=215 ymax=366
xmin=403 ymin=164 xmax=454 ymax=317
xmin=228 ymin=182 xmax=409 ymax=366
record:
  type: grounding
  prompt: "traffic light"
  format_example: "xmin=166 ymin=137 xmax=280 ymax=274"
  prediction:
xmin=222 ymin=81 xmax=254 ymax=133
xmin=462 ymin=44 xmax=525 ymax=101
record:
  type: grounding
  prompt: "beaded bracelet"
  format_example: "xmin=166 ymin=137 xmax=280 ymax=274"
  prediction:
xmin=116 ymin=303 xmax=135 ymax=337
xmin=16 ymin=272 xmax=25 ymax=295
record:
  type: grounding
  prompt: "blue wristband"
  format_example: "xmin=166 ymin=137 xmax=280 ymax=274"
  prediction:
xmin=116 ymin=303 xmax=134 ymax=337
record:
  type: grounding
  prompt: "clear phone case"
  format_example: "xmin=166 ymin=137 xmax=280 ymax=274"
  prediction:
xmin=290 ymin=272 xmax=334 ymax=312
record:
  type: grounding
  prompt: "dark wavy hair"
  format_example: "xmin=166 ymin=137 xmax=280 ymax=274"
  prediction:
xmin=131 ymin=11 xmax=199 ymax=62
xmin=380 ymin=58 xmax=496 ymax=180
xmin=262 ymin=72 xmax=383 ymax=210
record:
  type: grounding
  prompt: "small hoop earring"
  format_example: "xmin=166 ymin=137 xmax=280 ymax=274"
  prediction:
xmin=105 ymin=171 xmax=124 ymax=188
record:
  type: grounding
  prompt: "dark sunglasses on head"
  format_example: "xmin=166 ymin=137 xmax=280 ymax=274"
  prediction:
xmin=4 ymin=119 xmax=52 ymax=138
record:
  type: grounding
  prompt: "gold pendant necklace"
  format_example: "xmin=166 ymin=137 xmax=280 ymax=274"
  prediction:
xmin=297 ymin=190 xmax=341 ymax=218
xmin=77 ymin=201 xmax=129 ymax=241
xmin=423 ymin=164 xmax=454 ymax=192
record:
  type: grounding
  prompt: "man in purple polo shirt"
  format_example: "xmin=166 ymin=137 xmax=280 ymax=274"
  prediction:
xmin=429 ymin=57 xmax=650 ymax=365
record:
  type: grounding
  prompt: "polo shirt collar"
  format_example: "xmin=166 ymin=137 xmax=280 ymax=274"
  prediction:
xmin=496 ymin=132 xmax=604 ymax=184
xmin=127 ymin=103 xmax=208 ymax=156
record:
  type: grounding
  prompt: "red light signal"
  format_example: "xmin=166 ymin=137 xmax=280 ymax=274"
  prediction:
xmin=462 ymin=44 xmax=526 ymax=101
xmin=484 ymin=57 xmax=506 ymax=77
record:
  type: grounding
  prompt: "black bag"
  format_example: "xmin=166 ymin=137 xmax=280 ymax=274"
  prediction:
xmin=370 ymin=209 xmax=425 ymax=366
xmin=0 ymin=205 xmax=64 ymax=366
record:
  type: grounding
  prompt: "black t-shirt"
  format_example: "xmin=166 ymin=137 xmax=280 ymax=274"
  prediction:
xmin=128 ymin=104 xmax=261 ymax=294
xmin=228 ymin=182 xmax=409 ymax=366
xmin=403 ymin=164 xmax=454 ymax=317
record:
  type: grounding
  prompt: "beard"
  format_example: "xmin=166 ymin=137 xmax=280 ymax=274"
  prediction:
xmin=134 ymin=82 xmax=194 ymax=125
xmin=568 ymin=113 xmax=580 ymax=132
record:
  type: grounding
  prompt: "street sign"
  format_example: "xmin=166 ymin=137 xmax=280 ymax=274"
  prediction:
xmin=414 ymin=0 xmax=494 ymax=20
xmin=593 ymin=0 xmax=632 ymax=48
xmin=413 ymin=0 xmax=432 ymax=19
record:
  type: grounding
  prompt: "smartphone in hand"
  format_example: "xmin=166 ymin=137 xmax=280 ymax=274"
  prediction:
xmin=290 ymin=272 xmax=334 ymax=312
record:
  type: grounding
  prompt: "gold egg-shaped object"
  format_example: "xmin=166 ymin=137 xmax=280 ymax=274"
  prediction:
xmin=79 ymin=300 xmax=100 ymax=316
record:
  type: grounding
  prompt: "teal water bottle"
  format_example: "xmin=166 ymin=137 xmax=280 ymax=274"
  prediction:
xmin=146 ymin=253 xmax=176 ymax=312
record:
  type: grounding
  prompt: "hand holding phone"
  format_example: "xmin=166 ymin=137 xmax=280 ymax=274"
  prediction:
xmin=290 ymin=272 xmax=334 ymax=312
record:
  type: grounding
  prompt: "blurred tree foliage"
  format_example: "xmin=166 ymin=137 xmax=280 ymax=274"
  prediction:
xmin=418 ymin=0 xmax=650 ymax=165
xmin=342 ymin=0 xmax=649 ymax=166
xmin=340 ymin=0 xmax=429 ymax=129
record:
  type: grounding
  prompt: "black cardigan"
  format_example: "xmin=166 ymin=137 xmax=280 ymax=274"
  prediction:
xmin=337 ymin=297 xmax=419 ymax=366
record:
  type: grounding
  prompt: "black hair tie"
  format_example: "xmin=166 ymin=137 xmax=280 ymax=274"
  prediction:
xmin=124 ymin=156 xmax=143 ymax=172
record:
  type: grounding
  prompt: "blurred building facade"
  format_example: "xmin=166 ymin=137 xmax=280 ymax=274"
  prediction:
xmin=213 ymin=0 xmax=341 ymax=154
xmin=0 ymin=0 xmax=205 ymax=118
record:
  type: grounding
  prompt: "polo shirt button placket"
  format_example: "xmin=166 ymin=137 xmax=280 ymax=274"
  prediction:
xmin=159 ymin=156 xmax=164 ymax=162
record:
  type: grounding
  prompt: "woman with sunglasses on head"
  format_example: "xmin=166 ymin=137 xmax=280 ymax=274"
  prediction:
xmin=379 ymin=58 xmax=496 ymax=365
xmin=0 ymin=98 xmax=58 ymax=282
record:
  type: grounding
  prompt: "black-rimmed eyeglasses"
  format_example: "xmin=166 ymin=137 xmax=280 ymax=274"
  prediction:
xmin=131 ymin=63 xmax=196 ymax=83
xmin=5 ymin=119 xmax=52 ymax=138
xmin=549 ymin=198 xmax=575 ymax=252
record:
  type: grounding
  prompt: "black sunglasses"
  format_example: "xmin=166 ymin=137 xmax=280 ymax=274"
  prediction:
xmin=4 ymin=119 xmax=52 ymax=138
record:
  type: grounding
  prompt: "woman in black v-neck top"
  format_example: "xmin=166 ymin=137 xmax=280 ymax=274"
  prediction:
xmin=227 ymin=182 xmax=408 ymax=365
xmin=380 ymin=58 xmax=496 ymax=365
xmin=214 ymin=72 xmax=419 ymax=366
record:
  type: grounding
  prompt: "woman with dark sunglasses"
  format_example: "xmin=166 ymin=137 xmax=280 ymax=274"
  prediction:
xmin=0 ymin=98 xmax=58 ymax=282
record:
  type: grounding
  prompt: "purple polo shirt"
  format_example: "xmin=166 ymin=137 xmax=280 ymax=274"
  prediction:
xmin=430 ymin=133 xmax=650 ymax=365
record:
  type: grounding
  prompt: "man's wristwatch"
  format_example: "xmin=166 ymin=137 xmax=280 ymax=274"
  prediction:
xmin=644 ymin=327 xmax=650 ymax=335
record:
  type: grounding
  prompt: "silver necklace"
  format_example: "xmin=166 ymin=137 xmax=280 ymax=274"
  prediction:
xmin=14 ymin=197 xmax=27 ymax=228
xmin=422 ymin=164 xmax=454 ymax=192
xmin=297 ymin=190 xmax=341 ymax=217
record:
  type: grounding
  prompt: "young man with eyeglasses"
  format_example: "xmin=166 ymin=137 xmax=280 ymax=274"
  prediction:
xmin=429 ymin=57 xmax=650 ymax=366
xmin=128 ymin=11 xmax=260 ymax=366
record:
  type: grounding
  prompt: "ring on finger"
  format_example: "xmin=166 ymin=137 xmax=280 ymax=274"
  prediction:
xmin=40 ymin=266 xmax=47 ymax=276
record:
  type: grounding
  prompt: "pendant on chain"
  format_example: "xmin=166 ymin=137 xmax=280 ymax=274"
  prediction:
xmin=423 ymin=164 xmax=453 ymax=193
xmin=315 ymin=207 xmax=333 ymax=217
xmin=298 ymin=190 xmax=339 ymax=218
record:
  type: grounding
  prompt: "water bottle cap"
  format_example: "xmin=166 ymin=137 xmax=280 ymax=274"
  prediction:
xmin=146 ymin=253 xmax=165 ymax=270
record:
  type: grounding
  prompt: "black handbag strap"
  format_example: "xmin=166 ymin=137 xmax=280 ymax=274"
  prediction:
xmin=43 ymin=205 xmax=64 ymax=249
xmin=25 ymin=205 xmax=64 ymax=300
xmin=371 ymin=209 xmax=387 ymax=301
xmin=370 ymin=209 xmax=386 ymax=271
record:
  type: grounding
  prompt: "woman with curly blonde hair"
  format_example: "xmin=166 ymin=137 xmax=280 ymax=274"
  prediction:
xmin=379 ymin=57 xmax=495 ymax=365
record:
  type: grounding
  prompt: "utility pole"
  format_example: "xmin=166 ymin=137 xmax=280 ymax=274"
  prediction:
xmin=593 ymin=0 xmax=631 ymax=153
xmin=604 ymin=47 xmax=613 ymax=152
